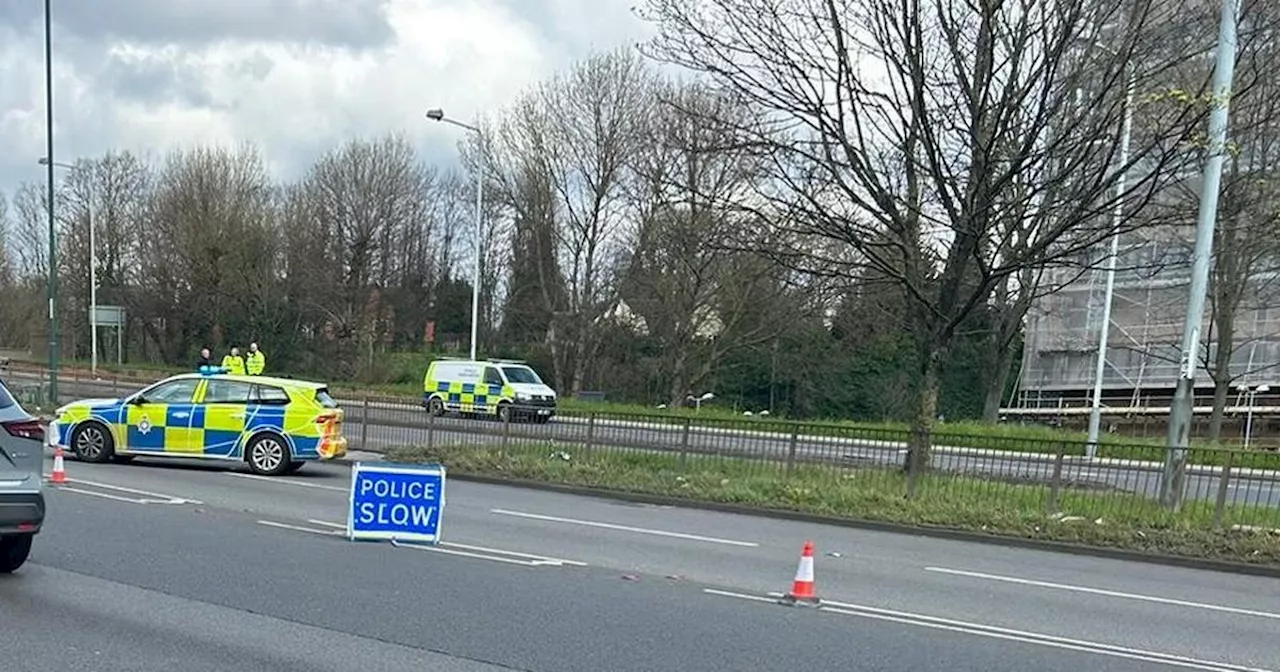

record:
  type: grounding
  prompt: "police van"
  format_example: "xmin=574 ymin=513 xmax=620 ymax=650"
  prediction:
xmin=422 ymin=358 xmax=557 ymax=423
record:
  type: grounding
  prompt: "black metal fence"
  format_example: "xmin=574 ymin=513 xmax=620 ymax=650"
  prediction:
xmin=335 ymin=393 xmax=1280 ymax=533
xmin=11 ymin=365 xmax=1280 ymax=532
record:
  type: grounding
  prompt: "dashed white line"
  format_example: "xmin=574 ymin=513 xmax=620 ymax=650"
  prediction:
xmin=303 ymin=519 xmax=588 ymax=565
xmin=226 ymin=472 xmax=346 ymax=492
xmin=923 ymin=567 xmax=1280 ymax=621
xmin=489 ymin=508 xmax=760 ymax=547
xmin=256 ymin=519 xmax=588 ymax=568
xmin=705 ymin=589 xmax=1271 ymax=672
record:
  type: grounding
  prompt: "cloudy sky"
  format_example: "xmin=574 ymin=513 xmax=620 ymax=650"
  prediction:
xmin=0 ymin=0 xmax=651 ymax=196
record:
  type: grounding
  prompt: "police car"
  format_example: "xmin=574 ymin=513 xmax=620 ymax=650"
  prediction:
xmin=48 ymin=369 xmax=348 ymax=476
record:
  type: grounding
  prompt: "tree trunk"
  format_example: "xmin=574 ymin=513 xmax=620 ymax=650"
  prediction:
xmin=905 ymin=345 xmax=944 ymax=478
xmin=981 ymin=340 xmax=1017 ymax=422
xmin=1207 ymin=316 xmax=1235 ymax=442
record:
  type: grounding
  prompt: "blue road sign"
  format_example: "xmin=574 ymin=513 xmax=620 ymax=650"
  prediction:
xmin=347 ymin=461 xmax=446 ymax=544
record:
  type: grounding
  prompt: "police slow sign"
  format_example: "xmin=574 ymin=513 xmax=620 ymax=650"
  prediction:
xmin=347 ymin=461 xmax=446 ymax=544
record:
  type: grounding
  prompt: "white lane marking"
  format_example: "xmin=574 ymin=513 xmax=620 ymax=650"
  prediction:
xmin=705 ymin=589 xmax=1270 ymax=672
xmin=305 ymin=519 xmax=589 ymax=566
xmin=489 ymin=508 xmax=760 ymax=547
xmin=66 ymin=477 xmax=199 ymax=503
xmin=924 ymin=567 xmax=1280 ymax=621
xmin=257 ymin=520 xmax=586 ymax=567
xmin=257 ymin=520 xmax=343 ymax=536
xmin=226 ymin=472 xmax=346 ymax=492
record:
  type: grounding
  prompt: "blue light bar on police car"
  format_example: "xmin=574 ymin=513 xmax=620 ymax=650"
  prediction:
xmin=198 ymin=365 xmax=229 ymax=375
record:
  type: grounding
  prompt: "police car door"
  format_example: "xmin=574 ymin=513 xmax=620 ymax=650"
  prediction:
xmin=201 ymin=379 xmax=253 ymax=458
xmin=126 ymin=378 xmax=200 ymax=453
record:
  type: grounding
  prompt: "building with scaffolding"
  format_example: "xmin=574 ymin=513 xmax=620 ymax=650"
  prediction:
xmin=1008 ymin=224 xmax=1280 ymax=437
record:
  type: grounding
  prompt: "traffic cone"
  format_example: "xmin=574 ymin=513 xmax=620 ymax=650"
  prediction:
xmin=781 ymin=540 xmax=820 ymax=606
xmin=50 ymin=447 xmax=67 ymax=485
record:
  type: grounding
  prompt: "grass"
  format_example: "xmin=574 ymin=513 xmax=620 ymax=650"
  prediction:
xmin=19 ymin=356 xmax=1280 ymax=459
xmin=383 ymin=440 xmax=1280 ymax=566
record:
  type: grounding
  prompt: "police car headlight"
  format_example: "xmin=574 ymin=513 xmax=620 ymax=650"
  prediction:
xmin=516 ymin=392 xmax=532 ymax=401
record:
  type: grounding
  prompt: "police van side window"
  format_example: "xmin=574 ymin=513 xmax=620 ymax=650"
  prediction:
xmin=252 ymin=385 xmax=290 ymax=405
xmin=205 ymin=380 xmax=252 ymax=404
xmin=483 ymin=367 xmax=504 ymax=386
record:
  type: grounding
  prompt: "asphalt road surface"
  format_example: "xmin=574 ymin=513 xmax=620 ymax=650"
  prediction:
xmin=21 ymin=373 xmax=1280 ymax=509
xmin=2 ymin=453 xmax=1276 ymax=671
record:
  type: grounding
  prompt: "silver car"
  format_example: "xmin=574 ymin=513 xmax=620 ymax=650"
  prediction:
xmin=0 ymin=376 xmax=45 ymax=573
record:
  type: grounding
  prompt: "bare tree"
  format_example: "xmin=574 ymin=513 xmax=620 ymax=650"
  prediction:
xmin=137 ymin=144 xmax=277 ymax=362
xmin=622 ymin=80 xmax=789 ymax=404
xmin=486 ymin=49 xmax=653 ymax=391
xmin=640 ymin=0 xmax=1205 ymax=473
xmin=288 ymin=134 xmax=433 ymax=377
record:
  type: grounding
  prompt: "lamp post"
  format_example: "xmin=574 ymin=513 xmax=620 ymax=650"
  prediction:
xmin=426 ymin=108 xmax=483 ymax=362
xmin=43 ymin=0 xmax=58 ymax=404
xmin=1242 ymin=384 xmax=1269 ymax=450
xmin=1086 ymin=53 xmax=1137 ymax=460
xmin=686 ymin=392 xmax=715 ymax=412
xmin=1163 ymin=0 xmax=1243 ymax=509
xmin=39 ymin=157 xmax=96 ymax=377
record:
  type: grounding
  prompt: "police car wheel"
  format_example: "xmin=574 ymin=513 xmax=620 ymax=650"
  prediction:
xmin=72 ymin=422 xmax=114 ymax=463
xmin=246 ymin=434 xmax=291 ymax=476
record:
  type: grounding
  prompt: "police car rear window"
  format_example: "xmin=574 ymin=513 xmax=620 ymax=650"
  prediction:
xmin=252 ymin=385 xmax=290 ymax=405
xmin=315 ymin=388 xmax=338 ymax=409
xmin=0 ymin=379 xmax=15 ymax=409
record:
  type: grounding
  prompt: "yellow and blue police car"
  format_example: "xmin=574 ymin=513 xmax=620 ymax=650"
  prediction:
xmin=48 ymin=368 xmax=348 ymax=476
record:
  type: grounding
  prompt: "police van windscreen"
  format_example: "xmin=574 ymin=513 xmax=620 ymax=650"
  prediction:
xmin=315 ymin=388 xmax=339 ymax=408
xmin=502 ymin=366 xmax=542 ymax=385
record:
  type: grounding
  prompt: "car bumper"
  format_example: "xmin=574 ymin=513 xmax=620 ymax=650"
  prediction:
xmin=317 ymin=436 xmax=349 ymax=460
xmin=0 ymin=491 xmax=45 ymax=535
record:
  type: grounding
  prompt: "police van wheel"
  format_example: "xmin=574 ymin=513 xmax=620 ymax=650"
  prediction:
xmin=496 ymin=403 xmax=513 ymax=423
xmin=246 ymin=434 xmax=291 ymax=476
xmin=72 ymin=422 xmax=114 ymax=463
xmin=426 ymin=397 xmax=445 ymax=417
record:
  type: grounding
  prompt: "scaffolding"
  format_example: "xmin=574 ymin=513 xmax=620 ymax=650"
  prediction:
xmin=1016 ymin=228 xmax=1280 ymax=408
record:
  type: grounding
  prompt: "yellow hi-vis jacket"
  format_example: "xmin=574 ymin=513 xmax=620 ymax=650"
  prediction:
xmin=222 ymin=354 xmax=247 ymax=376
xmin=246 ymin=351 xmax=266 ymax=376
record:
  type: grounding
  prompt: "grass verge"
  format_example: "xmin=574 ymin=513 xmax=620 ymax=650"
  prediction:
xmin=384 ymin=441 xmax=1280 ymax=567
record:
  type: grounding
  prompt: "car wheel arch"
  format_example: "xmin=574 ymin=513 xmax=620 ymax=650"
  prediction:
xmin=237 ymin=428 xmax=295 ymax=460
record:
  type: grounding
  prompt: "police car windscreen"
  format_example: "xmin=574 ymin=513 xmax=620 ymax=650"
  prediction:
xmin=502 ymin=367 xmax=542 ymax=385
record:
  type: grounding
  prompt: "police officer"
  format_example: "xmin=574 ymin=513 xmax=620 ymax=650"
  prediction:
xmin=246 ymin=342 xmax=266 ymax=376
xmin=196 ymin=347 xmax=213 ymax=370
xmin=221 ymin=347 xmax=247 ymax=375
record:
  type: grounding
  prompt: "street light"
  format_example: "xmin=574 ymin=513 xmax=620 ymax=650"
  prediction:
xmin=42 ymin=0 xmax=57 ymax=404
xmin=39 ymin=157 xmax=98 ymax=378
xmin=426 ymin=108 xmax=483 ymax=362
xmin=1086 ymin=56 xmax=1137 ymax=460
xmin=686 ymin=392 xmax=715 ymax=412
xmin=1241 ymin=384 xmax=1269 ymax=450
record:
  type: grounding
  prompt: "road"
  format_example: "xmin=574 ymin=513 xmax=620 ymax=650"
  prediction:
xmin=9 ymin=371 xmax=1280 ymax=509
xmin=3 ymin=453 xmax=1276 ymax=671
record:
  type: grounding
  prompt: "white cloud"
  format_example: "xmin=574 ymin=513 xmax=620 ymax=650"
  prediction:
xmin=0 ymin=0 xmax=653 ymax=192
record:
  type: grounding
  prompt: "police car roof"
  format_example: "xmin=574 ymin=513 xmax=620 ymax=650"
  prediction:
xmin=175 ymin=372 xmax=328 ymax=389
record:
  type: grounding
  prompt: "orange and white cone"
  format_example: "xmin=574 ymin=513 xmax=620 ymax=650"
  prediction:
xmin=781 ymin=540 xmax=820 ymax=606
xmin=50 ymin=447 xmax=67 ymax=485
